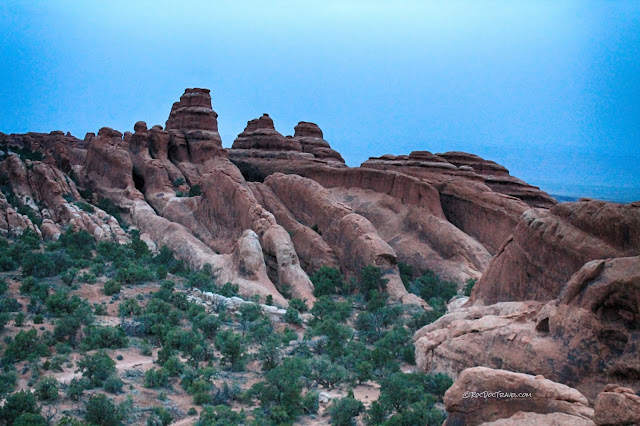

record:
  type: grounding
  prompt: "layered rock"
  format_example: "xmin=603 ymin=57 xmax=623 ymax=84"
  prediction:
xmin=232 ymin=114 xmax=302 ymax=152
xmin=471 ymin=200 xmax=640 ymax=304
xmin=443 ymin=367 xmax=595 ymax=425
xmin=364 ymin=151 xmax=556 ymax=209
xmin=361 ymin=152 xmax=546 ymax=253
xmin=293 ymin=121 xmax=344 ymax=162
xmin=415 ymin=255 xmax=640 ymax=400
xmin=228 ymin=120 xmax=536 ymax=284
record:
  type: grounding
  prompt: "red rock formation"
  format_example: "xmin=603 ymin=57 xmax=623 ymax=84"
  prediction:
xmin=228 ymin=124 xmax=527 ymax=283
xmin=415 ymin=255 xmax=640 ymax=400
xmin=444 ymin=367 xmax=595 ymax=425
xmin=166 ymin=88 xmax=219 ymax=133
xmin=263 ymin=172 xmax=424 ymax=305
xmin=361 ymin=153 xmax=536 ymax=253
xmin=471 ymin=201 xmax=640 ymax=304
xmin=232 ymin=114 xmax=302 ymax=152
xmin=594 ymin=384 xmax=640 ymax=425
xmin=292 ymin=121 xmax=344 ymax=162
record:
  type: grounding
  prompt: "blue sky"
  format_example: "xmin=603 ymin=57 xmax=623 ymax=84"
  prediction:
xmin=1 ymin=1 xmax=639 ymax=201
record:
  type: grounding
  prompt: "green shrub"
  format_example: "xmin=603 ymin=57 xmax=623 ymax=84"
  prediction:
xmin=246 ymin=356 xmax=310 ymax=424
xmin=21 ymin=251 xmax=68 ymax=278
xmin=398 ymin=262 xmax=415 ymax=288
xmin=311 ymin=267 xmax=345 ymax=297
xmin=96 ymin=198 xmax=125 ymax=227
xmin=358 ymin=265 xmax=388 ymax=309
xmin=35 ymin=376 xmax=59 ymax=401
xmin=14 ymin=312 xmax=25 ymax=327
xmin=2 ymin=329 xmax=50 ymax=363
xmin=61 ymin=268 xmax=78 ymax=285
xmin=156 ymin=265 xmax=168 ymax=280
xmin=188 ymin=184 xmax=202 ymax=197
xmin=329 ymin=395 xmax=364 ymax=426
xmin=0 ymin=254 xmax=18 ymax=272
xmin=0 ymin=368 xmax=18 ymax=398
xmin=310 ymin=296 xmax=351 ymax=323
xmin=218 ymin=282 xmax=239 ymax=297
xmin=14 ymin=413 xmax=47 ymax=426
xmin=194 ymin=314 xmax=220 ymax=338
xmin=58 ymin=229 xmax=95 ymax=260
xmin=75 ymin=201 xmax=95 ymax=213
xmin=19 ymin=276 xmax=49 ymax=301
xmin=115 ymin=263 xmax=153 ymax=284
xmin=104 ymin=280 xmax=121 ymax=296
xmin=239 ymin=302 xmax=263 ymax=322
xmin=289 ymin=298 xmax=308 ymax=312
xmin=463 ymin=278 xmax=477 ymax=297
xmin=196 ymin=405 xmax=245 ymax=426
xmin=77 ymin=350 xmax=116 ymax=387
xmin=46 ymin=289 xmax=92 ymax=319
xmin=0 ymin=391 xmax=40 ymax=425
xmin=410 ymin=271 xmax=457 ymax=303
xmin=85 ymin=394 xmax=123 ymax=426
xmin=144 ymin=368 xmax=170 ymax=389
xmin=284 ymin=307 xmax=302 ymax=325
xmin=66 ymin=377 xmax=89 ymax=401
xmin=214 ymin=330 xmax=245 ymax=371
xmin=103 ymin=374 xmax=124 ymax=394
xmin=311 ymin=356 xmax=349 ymax=389
xmin=302 ymin=390 xmax=319 ymax=415
xmin=81 ymin=326 xmax=128 ymax=350
xmin=79 ymin=272 xmax=97 ymax=283
xmin=0 ymin=278 xmax=8 ymax=294
xmin=0 ymin=312 xmax=9 ymax=331
xmin=128 ymin=230 xmax=151 ymax=259
xmin=147 ymin=406 xmax=173 ymax=426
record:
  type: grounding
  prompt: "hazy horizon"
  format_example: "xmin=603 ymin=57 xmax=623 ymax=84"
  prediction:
xmin=1 ymin=1 xmax=638 ymax=202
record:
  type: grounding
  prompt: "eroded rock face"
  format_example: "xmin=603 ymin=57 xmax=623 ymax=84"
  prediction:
xmin=263 ymin=172 xmax=423 ymax=305
xmin=229 ymin=125 xmax=533 ymax=285
xmin=471 ymin=201 xmax=640 ymax=304
xmin=361 ymin=152 xmax=539 ymax=253
xmin=443 ymin=367 xmax=594 ymax=426
xmin=415 ymin=256 xmax=640 ymax=400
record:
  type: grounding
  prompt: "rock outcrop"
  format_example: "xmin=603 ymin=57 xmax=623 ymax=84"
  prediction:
xmin=594 ymin=384 xmax=640 ymax=425
xmin=227 ymin=119 xmax=552 ymax=284
xmin=415 ymin=255 xmax=640 ymax=400
xmin=443 ymin=367 xmax=595 ymax=425
xmin=471 ymin=200 xmax=640 ymax=304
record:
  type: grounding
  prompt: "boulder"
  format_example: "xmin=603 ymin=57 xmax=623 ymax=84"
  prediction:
xmin=594 ymin=384 xmax=640 ymax=425
xmin=443 ymin=367 xmax=594 ymax=425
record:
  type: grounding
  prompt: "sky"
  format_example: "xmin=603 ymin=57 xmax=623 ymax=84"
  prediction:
xmin=1 ymin=1 xmax=639 ymax=202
